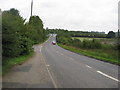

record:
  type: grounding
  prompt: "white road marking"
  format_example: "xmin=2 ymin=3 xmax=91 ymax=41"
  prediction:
xmin=86 ymin=65 xmax=92 ymax=68
xmin=97 ymin=71 xmax=119 ymax=82
xmin=39 ymin=46 xmax=43 ymax=52
xmin=41 ymin=53 xmax=58 ymax=88
xmin=40 ymin=47 xmax=41 ymax=52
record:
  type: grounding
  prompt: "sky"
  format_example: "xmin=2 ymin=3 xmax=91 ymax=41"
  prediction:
xmin=0 ymin=0 xmax=119 ymax=33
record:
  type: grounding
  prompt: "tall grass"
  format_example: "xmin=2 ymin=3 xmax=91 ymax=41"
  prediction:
xmin=58 ymin=43 xmax=119 ymax=65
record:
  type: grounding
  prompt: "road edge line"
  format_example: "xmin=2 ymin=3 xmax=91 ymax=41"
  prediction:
xmin=40 ymin=46 xmax=58 ymax=88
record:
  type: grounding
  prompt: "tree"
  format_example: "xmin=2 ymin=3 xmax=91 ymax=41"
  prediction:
xmin=2 ymin=9 xmax=22 ymax=57
xmin=26 ymin=16 xmax=46 ymax=44
xmin=2 ymin=8 xmax=32 ymax=60
xmin=107 ymin=31 xmax=115 ymax=38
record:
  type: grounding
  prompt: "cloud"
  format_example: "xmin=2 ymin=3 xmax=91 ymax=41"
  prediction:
xmin=0 ymin=0 xmax=119 ymax=33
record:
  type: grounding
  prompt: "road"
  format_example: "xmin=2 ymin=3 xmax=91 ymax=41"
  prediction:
xmin=41 ymin=36 xmax=119 ymax=88
xmin=3 ymin=36 xmax=119 ymax=88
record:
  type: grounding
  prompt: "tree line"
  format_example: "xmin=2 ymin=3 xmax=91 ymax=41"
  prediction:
xmin=56 ymin=30 xmax=102 ymax=49
xmin=2 ymin=8 xmax=47 ymax=63
xmin=46 ymin=28 xmax=117 ymax=38
xmin=51 ymin=29 xmax=118 ymax=50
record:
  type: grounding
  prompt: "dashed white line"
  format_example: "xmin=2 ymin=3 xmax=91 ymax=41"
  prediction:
xmin=49 ymin=45 xmax=119 ymax=83
xmin=97 ymin=71 xmax=119 ymax=82
xmin=86 ymin=65 xmax=92 ymax=68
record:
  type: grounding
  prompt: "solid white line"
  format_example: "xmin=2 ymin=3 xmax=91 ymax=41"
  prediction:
xmin=40 ymin=46 xmax=42 ymax=52
xmin=86 ymin=65 xmax=92 ymax=68
xmin=41 ymin=53 xmax=57 ymax=88
xmin=44 ymin=62 xmax=57 ymax=88
xmin=97 ymin=71 xmax=120 ymax=82
xmin=40 ymin=48 xmax=41 ymax=52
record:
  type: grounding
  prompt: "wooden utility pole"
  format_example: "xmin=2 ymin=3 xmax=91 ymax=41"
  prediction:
xmin=31 ymin=0 xmax=33 ymax=17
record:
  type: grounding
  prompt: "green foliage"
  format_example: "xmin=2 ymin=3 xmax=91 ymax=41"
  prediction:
xmin=56 ymin=31 xmax=72 ymax=45
xmin=71 ymin=38 xmax=81 ymax=48
xmin=26 ymin=16 xmax=46 ymax=44
xmin=2 ymin=8 xmax=47 ymax=64
xmin=58 ymin=44 xmax=120 ymax=65
xmin=2 ymin=52 xmax=34 ymax=75
xmin=2 ymin=9 xmax=25 ymax=57
xmin=56 ymin=30 xmax=102 ymax=49
xmin=9 ymin=8 xmax=20 ymax=16
xmin=46 ymin=29 xmax=107 ymax=38
xmin=107 ymin=31 xmax=115 ymax=38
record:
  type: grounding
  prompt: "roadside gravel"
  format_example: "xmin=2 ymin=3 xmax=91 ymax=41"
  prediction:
xmin=2 ymin=45 xmax=54 ymax=88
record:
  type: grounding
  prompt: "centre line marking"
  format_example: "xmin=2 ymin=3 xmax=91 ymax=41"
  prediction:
xmin=41 ymin=53 xmax=57 ymax=88
xmin=86 ymin=65 xmax=92 ymax=68
xmin=40 ymin=48 xmax=41 ymax=52
xmin=39 ymin=46 xmax=43 ymax=52
xmin=97 ymin=71 xmax=119 ymax=82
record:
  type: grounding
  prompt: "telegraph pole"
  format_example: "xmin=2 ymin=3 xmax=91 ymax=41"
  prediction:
xmin=31 ymin=0 xmax=33 ymax=17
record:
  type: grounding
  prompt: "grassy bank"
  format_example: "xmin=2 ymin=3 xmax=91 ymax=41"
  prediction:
xmin=2 ymin=37 xmax=49 ymax=76
xmin=58 ymin=43 xmax=120 ymax=65
xmin=2 ymin=52 xmax=34 ymax=76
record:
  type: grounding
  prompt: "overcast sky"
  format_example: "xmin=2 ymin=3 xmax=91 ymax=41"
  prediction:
xmin=0 ymin=0 xmax=119 ymax=33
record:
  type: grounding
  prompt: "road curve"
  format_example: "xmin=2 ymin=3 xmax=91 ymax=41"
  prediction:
xmin=41 ymin=36 xmax=119 ymax=88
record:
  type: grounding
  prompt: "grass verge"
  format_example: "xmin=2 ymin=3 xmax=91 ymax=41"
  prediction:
xmin=2 ymin=52 xmax=34 ymax=76
xmin=2 ymin=37 xmax=49 ymax=76
xmin=58 ymin=43 xmax=120 ymax=65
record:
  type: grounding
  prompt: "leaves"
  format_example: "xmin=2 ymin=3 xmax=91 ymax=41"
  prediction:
xmin=2 ymin=8 xmax=47 ymax=63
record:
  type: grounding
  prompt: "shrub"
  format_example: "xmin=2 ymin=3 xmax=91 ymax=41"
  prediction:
xmin=71 ymin=38 xmax=81 ymax=48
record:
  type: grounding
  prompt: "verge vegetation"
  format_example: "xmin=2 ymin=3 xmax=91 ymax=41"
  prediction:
xmin=2 ymin=8 xmax=48 ymax=75
xmin=48 ymin=29 xmax=119 ymax=65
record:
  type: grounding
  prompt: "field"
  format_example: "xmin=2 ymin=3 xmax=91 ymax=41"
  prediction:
xmin=72 ymin=37 xmax=117 ymax=45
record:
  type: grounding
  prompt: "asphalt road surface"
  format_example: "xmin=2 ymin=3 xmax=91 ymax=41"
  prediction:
xmin=3 ymin=36 xmax=119 ymax=88
xmin=41 ymin=36 xmax=119 ymax=88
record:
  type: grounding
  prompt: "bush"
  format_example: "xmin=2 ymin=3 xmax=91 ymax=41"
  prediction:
xmin=2 ymin=8 xmax=47 ymax=64
xmin=2 ymin=9 xmax=25 ymax=58
xmin=92 ymin=39 xmax=102 ymax=49
xmin=75 ymin=39 xmax=102 ymax=49
xmin=71 ymin=38 xmax=81 ymax=48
